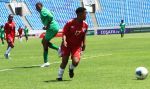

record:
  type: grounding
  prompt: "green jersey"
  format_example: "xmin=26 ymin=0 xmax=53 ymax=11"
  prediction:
xmin=0 ymin=28 xmax=5 ymax=38
xmin=40 ymin=7 xmax=59 ymax=31
xmin=120 ymin=23 xmax=125 ymax=31
xmin=24 ymin=28 xmax=29 ymax=35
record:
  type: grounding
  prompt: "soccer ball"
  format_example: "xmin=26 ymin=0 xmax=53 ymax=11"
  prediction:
xmin=135 ymin=67 xmax=148 ymax=80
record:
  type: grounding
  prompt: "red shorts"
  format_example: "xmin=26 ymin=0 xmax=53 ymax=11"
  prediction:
xmin=61 ymin=45 xmax=82 ymax=60
xmin=6 ymin=37 xmax=15 ymax=46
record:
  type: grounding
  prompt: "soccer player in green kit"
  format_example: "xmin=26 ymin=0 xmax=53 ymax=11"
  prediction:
xmin=119 ymin=20 xmax=126 ymax=38
xmin=24 ymin=26 xmax=29 ymax=41
xmin=0 ymin=25 xmax=5 ymax=45
xmin=36 ymin=2 xmax=60 ymax=67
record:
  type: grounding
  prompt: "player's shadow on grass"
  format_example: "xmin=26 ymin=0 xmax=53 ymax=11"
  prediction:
xmin=132 ymin=78 xmax=145 ymax=81
xmin=12 ymin=65 xmax=40 ymax=69
xmin=44 ymin=79 xmax=71 ymax=83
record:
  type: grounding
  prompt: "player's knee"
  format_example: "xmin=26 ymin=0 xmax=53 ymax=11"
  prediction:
xmin=72 ymin=62 xmax=78 ymax=67
xmin=48 ymin=42 xmax=52 ymax=46
xmin=72 ymin=57 xmax=80 ymax=66
xmin=9 ymin=43 xmax=14 ymax=48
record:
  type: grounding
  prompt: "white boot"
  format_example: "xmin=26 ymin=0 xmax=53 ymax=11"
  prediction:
xmin=41 ymin=62 xmax=50 ymax=67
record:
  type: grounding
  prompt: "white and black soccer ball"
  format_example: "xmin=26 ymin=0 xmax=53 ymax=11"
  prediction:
xmin=135 ymin=67 xmax=148 ymax=80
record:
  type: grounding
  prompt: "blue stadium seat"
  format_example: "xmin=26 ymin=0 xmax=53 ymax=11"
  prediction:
xmin=96 ymin=0 xmax=150 ymax=27
xmin=0 ymin=2 xmax=25 ymax=30
xmin=24 ymin=0 xmax=93 ymax=30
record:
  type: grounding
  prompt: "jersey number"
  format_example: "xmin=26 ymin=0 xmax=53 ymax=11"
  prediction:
xmin=75 ymin=31 xmax=81 ymax=36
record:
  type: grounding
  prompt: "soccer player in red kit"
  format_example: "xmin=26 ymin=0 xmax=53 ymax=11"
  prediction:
xmin=18 ymin=26 xmax=23 ymax=42
xmin=57 ymin=7 xmax=88 ymax=81
xmin=4 ymin=14 xmax=16 ymax=59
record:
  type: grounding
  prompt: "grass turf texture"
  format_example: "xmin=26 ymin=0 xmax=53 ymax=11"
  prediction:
xmin=0 ymin=33 xmax=150 ymax=89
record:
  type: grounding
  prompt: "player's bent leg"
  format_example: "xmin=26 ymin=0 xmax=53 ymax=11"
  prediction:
xmin=68 ymin=47 xmax=81 ymax=78
xmin=69 ymin=57 xmax=80 ymax=78
xmin=45 ymin=29 xmax=59 ymax=51
xmin=72 ymin=57 xmax=80 ymax=66
xmin=48 ymin=42 xmax=59 ymax=51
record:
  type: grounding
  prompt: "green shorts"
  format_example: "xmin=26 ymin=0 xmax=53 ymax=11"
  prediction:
xmin=0 ymin=35 xmax=4 ymax=38
xmin=45 ymin=29 xmax=59 ymax=41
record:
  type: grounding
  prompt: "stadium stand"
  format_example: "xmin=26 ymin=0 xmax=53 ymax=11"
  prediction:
xmin=0 ymin=2 xmax=10 ymax=25
xmin=0 ymin=2 xmax=24 ymax=29
xmin=0 ymin=0 xmax=150 ymax=30
xmin=24 ymin=0 xmax=93 ymax=30
xmin=0 ymin=0 xmax=10 ymax=3
xmin=96 ymin=0 xmax=150 ymax=27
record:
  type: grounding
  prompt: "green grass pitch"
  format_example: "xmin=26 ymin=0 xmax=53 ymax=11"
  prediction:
xmin=0 ymin=33 xmax=150 ymax=89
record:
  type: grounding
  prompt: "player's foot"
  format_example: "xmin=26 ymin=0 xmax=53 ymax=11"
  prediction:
xmin=69 ymin=67 xmax=74 ymax=78
xmin=41 ymin=62 xmax=50 ymax=67
xmin=56 ymin=78 xmax=63 ymax=81
xmin=4 ymin=54 xmax=9 ymax=59
xmin=58 ymin=47 xmax=62 ymax=57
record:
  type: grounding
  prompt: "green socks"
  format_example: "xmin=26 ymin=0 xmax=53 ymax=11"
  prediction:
xmin=48 ymin=42 xmax=59 ymax=51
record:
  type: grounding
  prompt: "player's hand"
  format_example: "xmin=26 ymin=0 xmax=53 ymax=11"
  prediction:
xmin=63 ymin=41 xmax=67 ymax=47
xmin=43 ymin=26 xmax=48 ymax=30
xmin=82 ymin=45 xmax=86 ymax=51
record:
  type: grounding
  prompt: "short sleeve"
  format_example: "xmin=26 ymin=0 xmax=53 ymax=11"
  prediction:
xmin=63 ymin=21 xmax=71 ymax=35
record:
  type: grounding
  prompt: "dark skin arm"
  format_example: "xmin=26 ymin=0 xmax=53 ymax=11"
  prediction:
xmin=82 ymin=34 xmax=86 ymax=51
xmin=62 ymin=35 xmax=67 ymax=47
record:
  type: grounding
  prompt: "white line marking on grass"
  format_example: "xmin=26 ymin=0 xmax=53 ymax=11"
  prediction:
xmin=49 ymin=54 xmax=112 ymax=65
xmin=0 ymin=69 xmax=14 ymax=72
xmin=33 ymin=54 xmax=112 ymax=66
xmin=82 ymin=54 xmax=112 ymax=60
xmin=50 ymin=61 xmax=61 ymax=64
xmin=0 ymin=54 xmax=112 ymax=72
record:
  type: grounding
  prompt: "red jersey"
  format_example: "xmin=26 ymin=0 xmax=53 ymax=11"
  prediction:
xmin=18 ymin=28 xmax=23 ymax=35
xmin=63 ymin=19 xmax=88 ymax=47
xmin=4 ymin=21 xmax=16 ymax=39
